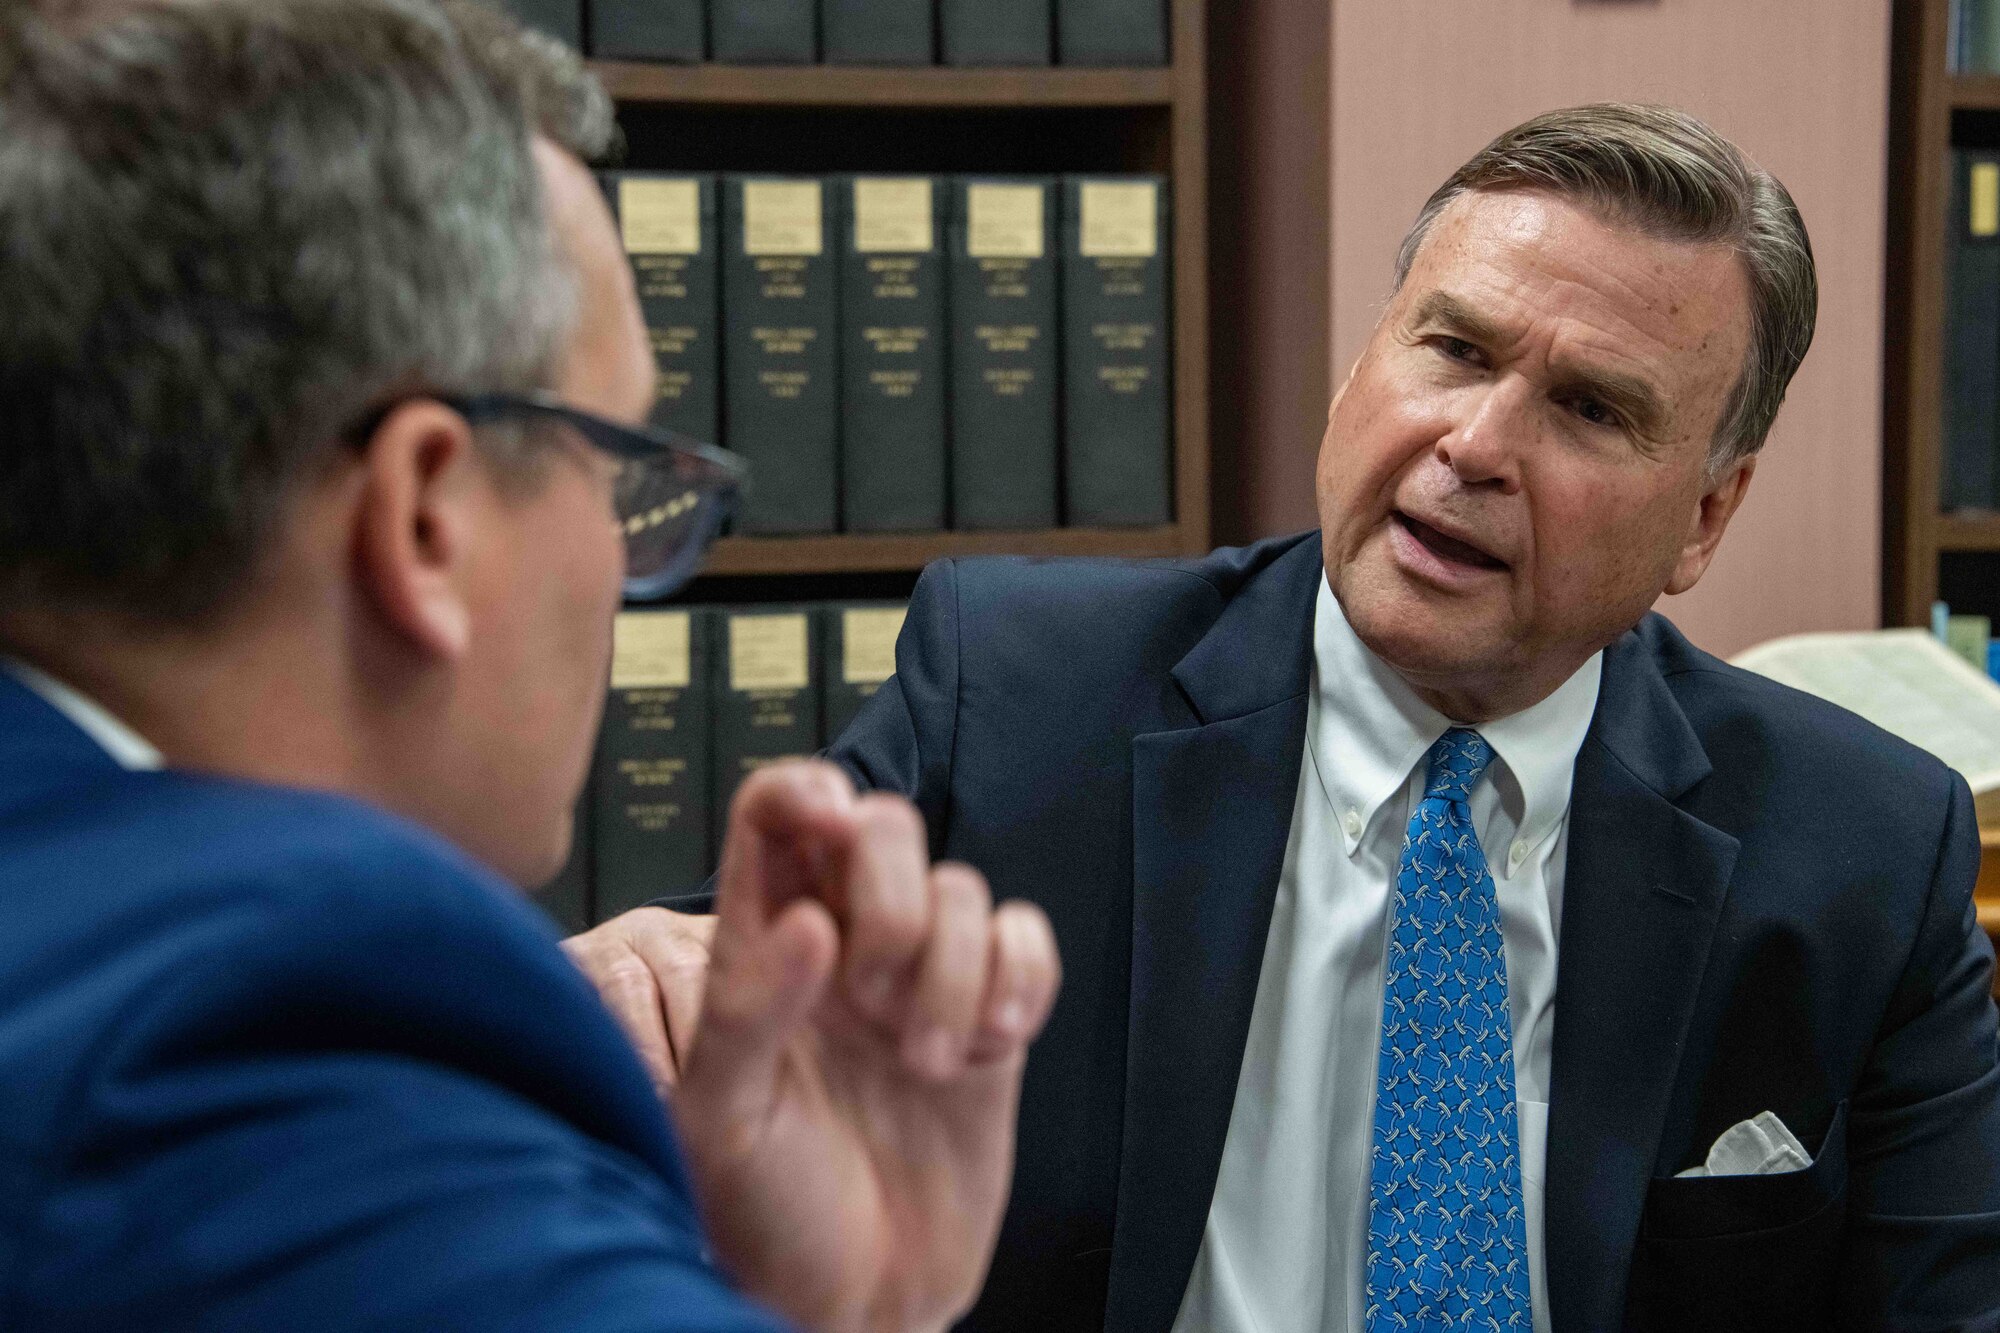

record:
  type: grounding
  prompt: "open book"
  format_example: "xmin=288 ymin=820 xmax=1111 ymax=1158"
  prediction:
xmin=1730 ymin=629 xmax=2000 ymax=828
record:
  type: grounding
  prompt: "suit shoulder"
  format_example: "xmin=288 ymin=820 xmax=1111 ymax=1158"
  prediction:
xmin=0 ymin=770 xmax=668 ymax=1194
xmin=927 ymin=531 xmax=1314 ymax=644
xmin=1636 ymin=615 xmax=1959 ymax=795
xmin=51 ymin=770 xmax=519 ymax=925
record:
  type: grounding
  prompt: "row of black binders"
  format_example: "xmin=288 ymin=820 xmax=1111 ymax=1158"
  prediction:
xmin=1946 ymin=149 xmax=2000 ymax=511
xmin=499 ymin=0 xmax=1166 ymax=67
xmin=538 ymin=601 xmax=908 ymax=932
xmin=603 ymin=171 xmax=1174 ymax=533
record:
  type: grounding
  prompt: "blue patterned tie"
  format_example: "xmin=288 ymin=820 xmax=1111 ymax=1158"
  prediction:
xmin=1366 ymin=729 xmax=1531 ymax=1331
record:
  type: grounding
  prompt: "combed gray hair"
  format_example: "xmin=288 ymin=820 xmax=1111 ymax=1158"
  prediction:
xmin=1392 ymin=103 xmax=1817 ymax=473
xmin=0 ymin=0 xmax=615 ymax=621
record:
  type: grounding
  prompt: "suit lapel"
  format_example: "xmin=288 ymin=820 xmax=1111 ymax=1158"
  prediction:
xmin=1545 ymin=625 xmax=1739 ymax=1333
xmin=1103 ymin=535 xmax=1321 ymax=1333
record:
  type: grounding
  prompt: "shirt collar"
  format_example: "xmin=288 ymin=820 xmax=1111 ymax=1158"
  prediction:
xmin=1 ymin=657 xmax=164 ymax=771
xmin=1307 ymin=574 xmax=1602 ymax=859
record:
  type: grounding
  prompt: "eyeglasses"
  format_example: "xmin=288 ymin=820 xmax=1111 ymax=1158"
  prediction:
xmin=349 ymin=391 xmax=748 ymax=601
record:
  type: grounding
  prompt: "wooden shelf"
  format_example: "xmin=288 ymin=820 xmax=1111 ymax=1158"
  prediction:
xmin=589 ymin=60 xmax=1174 ymax=109
xmin=591 ymin=0 xmax=1209 ymax=584
xmin=1939 ymin=514 xmax=2000 ymax=550
xmin=701 ymin=525 xmax=1194 ymax=575
xmin=1950 ymin=72 xmax=2000 ymax=109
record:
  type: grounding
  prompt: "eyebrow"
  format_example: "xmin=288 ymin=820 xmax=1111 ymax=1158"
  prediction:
xmin=1409 ymin=290 xmax=1672 ymax=441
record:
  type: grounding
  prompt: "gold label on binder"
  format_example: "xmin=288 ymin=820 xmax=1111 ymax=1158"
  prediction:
xmin=842 ymin=608 xmax=906 ymax=685
xmin=619 ymin=179 xmax=702 ymax=255
xmin=854 ymin=178 xmax=934 ymax=253
xmin=743 ymin=181 xmax=824 ymax=256
xmin=1080 ymin=181 xmax=1159 ymax=258
xmin=730 ymin=613 xmax=810 ymax=691
xmin=967 ymin=184 xmax=1045 ymax=259
xmin=1974 ymin=163 xmax=2000 ymax=238
xmin=611 ymin=611 xmax=692 ymax=690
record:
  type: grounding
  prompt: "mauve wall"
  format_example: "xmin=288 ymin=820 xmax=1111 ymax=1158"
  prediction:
xmin=1231 ymin=0 xmax=1893 ymax=659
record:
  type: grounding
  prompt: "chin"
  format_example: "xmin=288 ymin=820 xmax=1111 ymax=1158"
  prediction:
xmin=1337 ymin=573 xmax=1503 ymax=684
xmin=515 ymin=815 xmax=576 ymax=893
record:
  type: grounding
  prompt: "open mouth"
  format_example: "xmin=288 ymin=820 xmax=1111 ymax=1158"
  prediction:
xmin=1393 ymin=511 xmax=1508 ymax=572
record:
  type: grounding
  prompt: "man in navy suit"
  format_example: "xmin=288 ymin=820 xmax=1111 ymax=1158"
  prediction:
xmin=578 ymin=106 xmax=2000 ymax=1329
xmin=0 ymin=1 xmax=1058 ymax=1329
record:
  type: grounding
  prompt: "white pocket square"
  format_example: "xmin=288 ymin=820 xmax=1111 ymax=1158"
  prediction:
xmin=1675 ymin=1110 xmax=1812 ymax=1178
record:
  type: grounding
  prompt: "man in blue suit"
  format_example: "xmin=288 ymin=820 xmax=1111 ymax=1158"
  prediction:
xmin=580 ymin=106 xmax=2000 ymax=1329
xmin=0 ymin=1 xmax=1058 ymax=1329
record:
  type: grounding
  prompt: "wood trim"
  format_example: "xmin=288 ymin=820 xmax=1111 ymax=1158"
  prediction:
xmin=1883 ymin=0 xmax=1953 ymax=624
xmin=1938 ymin=514 xmax=2000 ymax=550
xmin=589 ymin=61 xmax=1173 ymax=108
xmin=1168 ymin=0 xmax=1211 ymax=552
xmin=1202 ymin=0 xmax=1329 ymax=544
xmin=1951 ymin=72 xmax=2000 ymax=110
xmin=701 ymin=525 xmax=1192 ymax=575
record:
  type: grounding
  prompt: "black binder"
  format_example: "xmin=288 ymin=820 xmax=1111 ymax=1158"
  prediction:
xmin=822 ymin=0 xmax=933 ymax=63
xmin=841 ymin=177 xmax=948 ymax=531
xmin=948 ymin=176 xmax=1059 ymax=529
xmin=594 ymin=610 xmax=714 ymax=919
xmin=592 ymin=0 xmax=704 ymax=60
xmin=1946 ymin=149 xmax=2000 ymax=511
xmin=821 ymin=602 xmax=907 ymax=744
xmin=711 ymin=0 xmax=816 ymax=61
xmin=723 ymin=176 xmax=840 ymax=532
xmin=1056 ymin=0 xmax=1165 ymax=64
xmin=1062 ymin=176 xmax=1172 ymax=526
xmin=940 ymin=0 xmax=1050 ymax=65
xmin=712 ymin=606 xmax=823 ymax=834
xmin=492 ymin=0 xmax=582 ymax=47
xmin=603 ymin=172 xmax=720 ymax=444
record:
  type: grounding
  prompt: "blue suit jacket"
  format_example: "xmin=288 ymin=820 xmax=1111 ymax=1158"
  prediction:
xmin=0 ymin=671 xmax=786 ymax=1331
xmin=799 ymin=532 xmax=2000 ymax=1332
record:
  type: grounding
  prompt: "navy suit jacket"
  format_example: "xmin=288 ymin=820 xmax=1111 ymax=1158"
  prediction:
xmin=0 ymin=671 xmax=786 ymax=1331
xmin=805 ymin=531 xmax=2000 ymax=1332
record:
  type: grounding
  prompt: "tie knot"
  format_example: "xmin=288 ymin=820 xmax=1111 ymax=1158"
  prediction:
xmin=1423 ymin=728 xmax=1493 ymax=803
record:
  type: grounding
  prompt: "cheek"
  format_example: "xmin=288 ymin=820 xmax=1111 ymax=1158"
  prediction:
xmin=1320 ymin=365 xmax=1442 ymax=524
xmin=1526 ymin=469 xmax=1690 ymax=608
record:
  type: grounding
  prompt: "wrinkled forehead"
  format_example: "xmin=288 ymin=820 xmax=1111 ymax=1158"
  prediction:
xmin=1402 ymin=189 xmax=1753 ymax=429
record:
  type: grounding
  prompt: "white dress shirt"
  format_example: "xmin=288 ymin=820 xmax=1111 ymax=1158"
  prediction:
xmin=1170 ymin=576 xmax=1602 ymax=1333
xmin=3 ymin=656 xmax=163 ymax=771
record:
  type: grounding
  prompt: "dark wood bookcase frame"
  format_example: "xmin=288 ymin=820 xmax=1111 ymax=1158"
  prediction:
xmin=587 ymin=0 xmax=1209 ymax=585
xmin=1885 ymin=0 xmax=2000 ymax=623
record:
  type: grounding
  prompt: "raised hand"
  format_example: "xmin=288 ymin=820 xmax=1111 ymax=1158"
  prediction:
xmin=668 ymin=761 xmax=1060 ymax=1333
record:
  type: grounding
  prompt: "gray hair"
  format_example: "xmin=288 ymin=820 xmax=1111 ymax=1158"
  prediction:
xmin=0 ymin=0 xmax=616 ymax=622
xmin=1392 ymin=103 xmax=1817 ymax=473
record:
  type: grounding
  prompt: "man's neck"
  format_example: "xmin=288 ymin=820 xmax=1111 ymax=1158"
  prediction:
xmin=0 ymin=603 xmax=372 ymax=795
xmin=1392 ymin=645 xmax=1612 ymax=725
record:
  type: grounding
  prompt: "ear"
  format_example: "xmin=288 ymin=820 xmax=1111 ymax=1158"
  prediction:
xmin=350 ymin=400 xmax=485 ymax=661
xmin=1663 ymin=455 xmax=1757 ymax=596
xmin=1327 ymin=356 xmax=1362 ymax=423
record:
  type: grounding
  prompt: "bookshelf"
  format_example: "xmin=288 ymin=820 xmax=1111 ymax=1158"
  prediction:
xmin=1887 ymin=0 xmax=2000 ymax=623
xmin=586 ymin=0 xmax=1211 ymax=590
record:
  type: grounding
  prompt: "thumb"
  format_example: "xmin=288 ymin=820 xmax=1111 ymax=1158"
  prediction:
xmin=681 ymin=897 xmax=838 ymax=1139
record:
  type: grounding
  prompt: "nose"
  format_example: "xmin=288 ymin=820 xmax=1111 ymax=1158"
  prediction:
xmin=1434 ymin=375 xmax=1526 ymax=495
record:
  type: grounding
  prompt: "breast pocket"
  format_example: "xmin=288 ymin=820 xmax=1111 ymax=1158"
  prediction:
xmin=1625 ymin=1101 xmax=1849 ymax=1333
